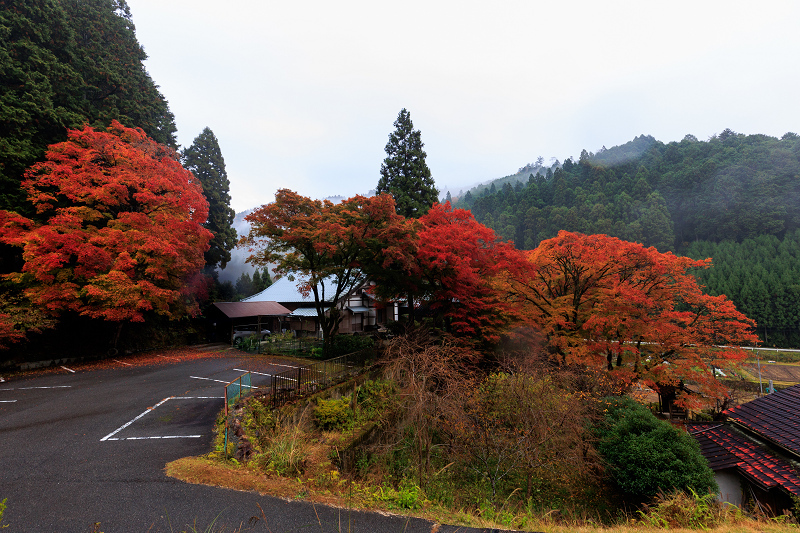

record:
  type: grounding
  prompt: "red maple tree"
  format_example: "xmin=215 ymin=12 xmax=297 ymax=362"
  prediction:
xmin=0 ymin=121 xmax=212 ymax=333
xmin=370 ymin=203 xmax=519 ymax=343
xmin=503 ymin=231 xmax=759 ymax=406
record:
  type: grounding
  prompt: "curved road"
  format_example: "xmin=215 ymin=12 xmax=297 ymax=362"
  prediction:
xmin=0 ymin=352 xmax=495 ymax=532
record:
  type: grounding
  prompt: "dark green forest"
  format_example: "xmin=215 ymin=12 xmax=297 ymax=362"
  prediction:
xmin=0 ymin=0 xmax=176 ymax=217
xmin=0 ymin=0 xmax=240 ymax=358
xmin=455 ymin=131 xmax=800 ymax=347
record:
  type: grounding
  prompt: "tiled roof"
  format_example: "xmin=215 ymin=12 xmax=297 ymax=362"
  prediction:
xmin=724 ymin=384 xmax=800 ymax=457
xmin=686 ymin=423 xmax=800 ymax=496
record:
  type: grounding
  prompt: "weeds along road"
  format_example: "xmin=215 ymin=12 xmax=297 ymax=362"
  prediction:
xmin=0 ymin=350 xmax=487 ymax=532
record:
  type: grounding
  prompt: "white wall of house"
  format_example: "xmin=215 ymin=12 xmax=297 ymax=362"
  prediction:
xmin=715 ymin=470 xmax=744 ymax=507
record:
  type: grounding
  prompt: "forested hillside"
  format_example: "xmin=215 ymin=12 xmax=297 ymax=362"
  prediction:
xmin=455 ymin=130 xmax=800 ymax=346
xmin=0 ymin=0 xmax=176 ymax=217
xmin=686 ymin=233 xmax=800 ymax=347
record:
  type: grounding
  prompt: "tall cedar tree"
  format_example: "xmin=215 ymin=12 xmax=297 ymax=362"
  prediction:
xmin=183 ymin=128 xmax=236 ymax=269
xmin=240 ymin=189 xmax=408 ymax=351
xmin=0 ymin=0 xmax=176 ymax=216
xmin=502 ymin=231 xmax=759 ymax=408
xmin=0 ymin=122 xmax=212 ymax=347
xmin=377 ymin=109 xmax=438 ymax=218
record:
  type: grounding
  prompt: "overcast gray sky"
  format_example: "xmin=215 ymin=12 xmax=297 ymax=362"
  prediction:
xmin=127 ymin=0 xmax=800 ymax=213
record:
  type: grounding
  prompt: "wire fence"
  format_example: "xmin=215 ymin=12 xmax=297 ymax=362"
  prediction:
xmin=234 ymin=335 xmax=323 ymax=356
xmin=265 ymin=347 xmax=374 ymax=409
xmin=224 ymin=371 xmax=253 ymax=416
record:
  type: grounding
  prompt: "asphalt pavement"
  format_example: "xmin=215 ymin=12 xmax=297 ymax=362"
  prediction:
xmin=0 ymin=353 xmax=498 ymax=532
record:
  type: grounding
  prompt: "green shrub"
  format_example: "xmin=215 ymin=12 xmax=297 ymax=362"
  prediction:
xmin=356 ymin=379 xmax=394 ymax=417
xmin=326 ymin=334 xmax=374 ymax=358
xmin=314 ymin=397 xmax=353 ymax=431
xmin=396 ymin=478 xmax=424 ymax=509
xmin=594 ymin=396 xmax=717 ymax=500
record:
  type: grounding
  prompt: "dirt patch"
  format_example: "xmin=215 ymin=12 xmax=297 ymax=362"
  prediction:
xmin=165 ymin=457 xmax=312 ymax=501
xmin=742 ymin=362 xmax=800 ymax=384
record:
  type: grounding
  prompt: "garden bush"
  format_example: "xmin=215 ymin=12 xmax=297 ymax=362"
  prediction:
xmin=314 ymin=397 xmax=353 ymax=431
xmin=594 ymin=396 xmax=717 ymax=500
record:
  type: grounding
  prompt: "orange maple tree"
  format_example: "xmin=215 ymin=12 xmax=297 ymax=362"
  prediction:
xmin=503 ymin=231 xmax=759 ymax=406
xmin=241 ymin=189 xmax=409 ymax=349
xmin=0 ymin=121 xmax=212 ymax=331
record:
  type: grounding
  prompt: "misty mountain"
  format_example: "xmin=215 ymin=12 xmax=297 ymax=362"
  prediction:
xmin=451 ymin=129 xmax=800 ymax=347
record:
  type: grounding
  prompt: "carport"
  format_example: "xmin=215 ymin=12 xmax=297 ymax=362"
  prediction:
xmin=209 ymin=301 xmax=291 ymax=343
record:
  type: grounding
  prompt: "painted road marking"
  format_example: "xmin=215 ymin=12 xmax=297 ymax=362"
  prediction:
xmin=105 ymin=435 xmax=202 ymax=441
xmin=113 ymin=359 xmax=132 ymax=366
xmin=254 ymin=362 xmax=301 ymax=369
xmin=0 ymin=400 xmax=17 ymax=403
xmin=101 ymin=397 xmax=173 ymax=441
xmin=189 ymin=375 xmax=258 ymax=388
xmin=234 ymin=368 xmax=297 ymax=382
xmin=0 ymin=386 xmax=72 ymax=391
xmin=61 ymin=366 xmax=75 ymax=373
xmin=100 ymin=396 xmax=224 ymax=442
xmin=172 ymin=396 xmax=225 ymax=400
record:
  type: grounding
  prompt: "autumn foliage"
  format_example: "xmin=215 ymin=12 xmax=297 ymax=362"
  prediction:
xmin=502 ymin=231 xmax=759 ymax=406
xmin=243 ymin=188 xmax=759 ymax=405
xmin=241 ymin=189 xmax=409 ymax=347
xmin=0 ymin=121 xmax=212 ymax=327
xmin=395 ymin=203 xmax=519 ymax=342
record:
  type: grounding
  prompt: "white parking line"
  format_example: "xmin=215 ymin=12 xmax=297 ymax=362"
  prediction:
xmin=0 ymin=400 xmax=17 ymax=403
xmin=0 ymin=386 xmax=72 ymax=391
xmin=189 ymin=375 xmax=229 ymax=384
xmin=234 ymin=368 xmax=275 ymax=377
xmin=61 ymin=366 xmax=75 ymax=373
xmin=257 ymin=362 xmax=301 ymax=369
xmin=190 ymin=376 xmax=257 ymax=388
xmin=173 ymin=396 xmax=225 ymax=400
xmin=100 ymin=396 xmax=225 ymax=442
xmin=105 ymin=435 xmax=202 ymax=441
xmin=233 ymin=368 xmax=297 ymax=382
xmin=101 ymin=397 xmax=172 ymax=441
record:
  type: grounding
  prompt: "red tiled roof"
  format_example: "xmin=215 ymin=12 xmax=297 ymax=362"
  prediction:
xmin=686 ymin=423 xmax=800 ymax=496
xmin=724 ymin=384 xmax=800 ymax=457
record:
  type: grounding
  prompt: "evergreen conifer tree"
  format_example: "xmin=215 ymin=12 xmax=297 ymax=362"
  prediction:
xmin=0 ymin=0 xmax=177 ymax=215
xmin=377 ymin=109 xmax=438 ymax=218
xmin=183 ymin=128 xmax=237 ymax=269
xmin=235 ymin=272 xmax=254 ymax=300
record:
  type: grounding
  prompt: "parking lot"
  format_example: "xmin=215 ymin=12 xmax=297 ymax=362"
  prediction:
xmin=0 ymin=349 xmax=479 ymax=532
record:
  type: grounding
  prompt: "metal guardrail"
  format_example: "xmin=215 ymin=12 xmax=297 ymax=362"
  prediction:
xmin=266 ymin=348 xmax=373 ymax=409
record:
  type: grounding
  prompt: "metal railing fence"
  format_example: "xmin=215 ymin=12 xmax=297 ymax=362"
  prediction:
xmin=267 ymin=347 xmax=373 ymax=409
xmin=224 ymin=371 xmax=253 ymax=415
xmin=234 ymin=336 xmax=323 ymax=356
